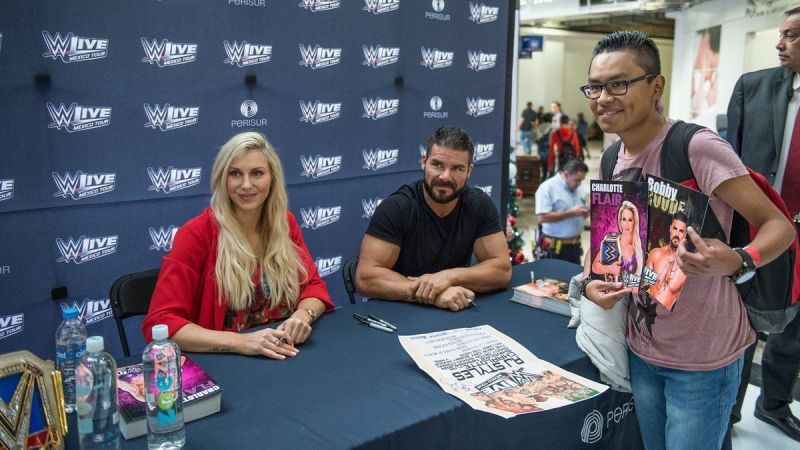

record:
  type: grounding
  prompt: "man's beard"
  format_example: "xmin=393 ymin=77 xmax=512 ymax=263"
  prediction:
xmin=670 ymin=236 xmax=680 ymax=249
xmin=424 ymin=178 xmax=465 ymax=204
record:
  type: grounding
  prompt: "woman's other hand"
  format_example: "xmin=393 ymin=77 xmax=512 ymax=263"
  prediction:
xmin=236 ymin=328 xmax=298 ymax=360
xmin=277 ymin=314 xmax=313 ymax=345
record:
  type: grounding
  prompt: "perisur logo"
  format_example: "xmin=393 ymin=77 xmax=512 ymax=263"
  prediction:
xmin=466 ymin=97 xmax=495 ymax=117
xmin=41 ymin=31 xmax=108 ymax=63
xmin=299 ymin=101 xmax=341 ymax=124
xmin=223 ymin=40 xmax=272 ymax=67
xmin=0 ymin=314 xmax=23 ymax=340
xmin=147 ymin=166 xmax=202 ymax=194
xmin=315 ymin=256 xmax=342 ymax=277
xmin=421 ymin=47 xmax=453 ymax=69
xmin=362 ymin=148 xmax=398 ymax=171
xmin=60 ymin=299 xmax=112 ymax=325
xmin=299 ymin=44 xmax=342 ymax=69
xmin=474 ymin=142 xmax=494 ymax=161
xmin=424 ymin=96 xmax=448 ymax=119
xmin=0 ymin=179 xmax=14 ymax=202
xmin=362 ymin=97 xmax=399 ymax=120
xmin=144 ymin=103 xmax=199 ymax=131
xmin=361 ymin=197 xmax=383 ymax=219
xmin=56 ymin=235 xmax=118 ymax=264
xmin=149 ymin=225 xmax=179 ymax=252
xmin=300 ymin=205 xmax=342 ymax=230
xmin=363 ymin=45 xmax=400 ymax=68
xmin=363 ymin=0 xmax=399 ymax=14
xmin=299 ymin=0 xmax=341 ymax=11
xmin=52 ymin=171 xmax=116 ymax=200
xmin=301 ymin=155 xmax=342 ymax=179
xmin=469 ymin=3 xmax=499 ymax=23
xmin=426 ymin=0 xmax=450 ymax=21
xmin=47 ymin=102 xmax=111 ymax=133
xmin=141 ymin=38 xmax=197 ymax=67
xmin=467 ymin=51 xmax=497 ymax=71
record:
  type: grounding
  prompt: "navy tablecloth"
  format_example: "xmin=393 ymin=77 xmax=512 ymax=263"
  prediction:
xmin=68 ymin=259 xmax=642 ymax=449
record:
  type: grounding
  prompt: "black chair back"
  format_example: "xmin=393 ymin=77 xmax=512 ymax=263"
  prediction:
xmin=342 ymin=256 xmax=359 ymax=304
xmin=109 ymin=268 xmax=160 ymax=356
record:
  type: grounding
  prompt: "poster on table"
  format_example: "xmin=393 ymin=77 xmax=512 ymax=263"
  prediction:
xmin=398 ymin=325 xmax=607 ymax=418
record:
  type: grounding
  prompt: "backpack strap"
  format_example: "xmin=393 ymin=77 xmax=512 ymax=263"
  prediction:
xmin=600 ymin=139 xmax=622 ymax=181
xmin=659 ymin=121 xmax=727 ymax=242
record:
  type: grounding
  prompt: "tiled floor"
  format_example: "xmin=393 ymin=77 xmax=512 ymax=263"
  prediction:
xmin=512 ymin=141 xmax=799 ymax=449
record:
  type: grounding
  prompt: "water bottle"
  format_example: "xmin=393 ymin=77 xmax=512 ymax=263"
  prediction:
xmin=143 ymin=324 xmax=185 ymax=449
xmin=55 ymin=306 xmax=87 ymax=413
xmin=76 ymin=336 xmax=120 ymax=449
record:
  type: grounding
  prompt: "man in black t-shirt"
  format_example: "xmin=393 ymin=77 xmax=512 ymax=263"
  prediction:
xmin=356 ymin=127 xmax=512 ymax=311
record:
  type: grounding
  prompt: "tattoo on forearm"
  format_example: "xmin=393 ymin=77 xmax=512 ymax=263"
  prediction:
xmin=209 ymin=347 xmax=230 ymax=353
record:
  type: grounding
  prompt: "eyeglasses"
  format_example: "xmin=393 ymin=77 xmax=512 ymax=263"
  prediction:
xmin=579 ymin=74 xmax=656 ymax=99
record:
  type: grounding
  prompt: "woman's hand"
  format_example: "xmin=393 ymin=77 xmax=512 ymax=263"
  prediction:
xmin=277 ymin=314 xmax=313 ymax=345
xmin=235 ymin=328 xmax=298 ymax=360
xmin=585 ymin=280 xmax=630 ymax=310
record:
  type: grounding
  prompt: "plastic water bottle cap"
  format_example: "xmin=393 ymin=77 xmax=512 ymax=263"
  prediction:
xmin=152 ymin=324 xmax=169 ymax=341
xmin=86 ymin=336 xmax=104 ymax=353
xmin=61 ymin=307 xmax=79 ymax=319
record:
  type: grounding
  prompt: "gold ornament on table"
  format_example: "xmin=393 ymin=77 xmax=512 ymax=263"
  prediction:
xmin=0 ymin=351 xmax=67 ymax=449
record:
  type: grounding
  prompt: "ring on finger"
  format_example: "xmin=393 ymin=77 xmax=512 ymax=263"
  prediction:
xmin=273 ymin=338 xmax=282 ymax=346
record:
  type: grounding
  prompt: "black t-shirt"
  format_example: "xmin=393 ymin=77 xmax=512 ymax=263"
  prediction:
xmin=365 ymin=180 xmax=502 ymax=277
xmin=520 ymin=108 xmax=537 ymax=131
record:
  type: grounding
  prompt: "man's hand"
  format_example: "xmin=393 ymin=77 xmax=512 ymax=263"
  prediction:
xmin=567 ymin=205 xmax=588 ymax=217
xmin=433 ymin=286 xmax=475 ymax=312
xmin=408 ymin=272 xmax=453 ymax=304
xmin=676 ymin=227 xmax=742 ymax=277
xmin=585 ymin=280 xmax=630 ymax=310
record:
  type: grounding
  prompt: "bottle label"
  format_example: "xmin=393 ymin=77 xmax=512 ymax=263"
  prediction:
xmin=146 ymin=346 xmax=181 ymax=430
xmin=56 ymin=343 xmax=86 ymax=363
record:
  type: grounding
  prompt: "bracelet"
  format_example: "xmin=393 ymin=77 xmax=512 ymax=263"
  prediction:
xmin=743 ymin=245 xmax=760 ymax=267
xmin=304 ymin=308 xmax=318 ymax=322
xmin=579 ymin=278 xmax=595 ymax=298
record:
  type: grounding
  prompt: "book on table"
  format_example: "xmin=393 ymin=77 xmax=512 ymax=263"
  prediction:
xmin=510 ymin=278 xmax=571 ymax=316
xmin=116 ymin=355 xmax=222 ymax=439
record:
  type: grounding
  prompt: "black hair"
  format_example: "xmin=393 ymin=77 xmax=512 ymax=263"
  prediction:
xmin=425 ymin=126 xmax=474 ymax=162
xmin=673 ymin=211 xmax=688 ymax=224
xmin=786 ymin=6 xmax=800 ymax=16
xmin=591 ymin=30 xmax=661 ymax=76
xmin=563 ymin=159 xmax=588 ymax=175
xmin=559 ymin=114 xmax=570 ymax=125
xmin=703 ymin=27 xmax=721 ymax=53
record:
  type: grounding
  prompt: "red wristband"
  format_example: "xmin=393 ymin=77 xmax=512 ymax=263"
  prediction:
xmin=744 ymin=246 xmax=760 ymax=267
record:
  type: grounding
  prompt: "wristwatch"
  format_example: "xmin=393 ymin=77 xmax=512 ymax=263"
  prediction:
xmin=304 ymin=308 xmax=318 ymax=322
xmin=729 ymin=247 xmax=756 ymax=285
xmin=579 ymin=278 xmax=595 ymax=298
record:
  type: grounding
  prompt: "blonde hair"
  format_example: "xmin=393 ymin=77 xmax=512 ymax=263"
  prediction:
xmin=210 ymin=132 xmax=307 ymax=311
xmin=618 ymin=201 xmax=644 ymax=277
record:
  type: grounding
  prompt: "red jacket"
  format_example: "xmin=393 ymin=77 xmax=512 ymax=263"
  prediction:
xmin=142 ymin=208 xmax=333 ymax=342
xmin=547 ymin=127 xmax=580 ymax=171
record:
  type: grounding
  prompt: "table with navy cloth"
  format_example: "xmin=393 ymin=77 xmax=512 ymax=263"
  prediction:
xmin=67 ymin=259 xmax=642 ymax=449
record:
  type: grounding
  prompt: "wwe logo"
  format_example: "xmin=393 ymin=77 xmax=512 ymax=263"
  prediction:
xmin=420 ymin=47 xmax=453 ymax=69
xmin=476 ymin=185 xmax=493 ymax=196
xmin=0 ymin=179 xmax=15 ymax=202
xmin=223 ymin=40 xmax=272 ymax=67
xmin=143 ymin=103 xmax=199 ymax=131
xmin=361 ymin=197 xmax=383 ymax=218
xmin=147 ymin=166 xmax=202 ymax=194
xmin=56 ymin=235 xmax=118 ymax=264
xmin=47 ymin=102 xmax=111 ymax=133
xmin=42 ymin=31 xmax=108 ymax=63
xmin=299 ymin=0 xmax=341 ymax=11
xmin=315 ymin=256 xmax=342 ymax=277
xmin=362 ymin=45 xmax=400 ymax=67
xmin=466 ymin=97 xmax=495 ymax=117
xmin=60 ymin=299 xmax=112 ymax=325
xmin=473 ymin=143 xmax=494 ymax=161
xmin=149 ymin=225 xmax=179 ymax=251
xmin=468 ymin=2 xmax=499 ymax=23
xmin=0 ymin=314 xmax=23 ymax=339
xmin=300 ymin=206 xmax=342 ymax=229
xmin=362 ymin=148 xmax=399 ymax=171
xmin=299 ymin=44 xmax=342 ymax=69
xmin=467 ymin=51 xmax=497 ymax=71
xmin=141 ymin=38 xmax=197 ymax=67
xmin=362 ymin=98 xmax=399 ymax=120
xmin=52 ymin=171 xmax=116 ymax=200
xmin=300 ymin=155 xmax=342 ymax=178
xmin=363 ymin=0 xmax=400 ymax=14
xmin=299 ymin=101 xmax=341 ymax=124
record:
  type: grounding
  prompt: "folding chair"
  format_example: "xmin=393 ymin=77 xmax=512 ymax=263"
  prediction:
xmin=342 ymin=256 xmax=359 ymax=304
xmin=109 ymin=268 xmax=160 ymax=357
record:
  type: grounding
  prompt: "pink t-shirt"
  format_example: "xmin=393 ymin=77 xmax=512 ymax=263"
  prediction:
xmin=602 ymin=119 xmax=755 ymax=371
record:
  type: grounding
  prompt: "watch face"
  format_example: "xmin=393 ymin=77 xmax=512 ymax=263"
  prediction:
xmin=734 ymin=270 xmax=756 ymax=285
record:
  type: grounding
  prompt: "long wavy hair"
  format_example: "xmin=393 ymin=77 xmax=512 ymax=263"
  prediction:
xmin=618 ymin=201 xmax=644 ymax=277
xmin=210 ymin=132 xmax=307 ymax=311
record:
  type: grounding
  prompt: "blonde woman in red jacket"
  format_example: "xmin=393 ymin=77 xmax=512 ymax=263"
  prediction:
xmin=143 ymin=132 xmax=333 ymax=360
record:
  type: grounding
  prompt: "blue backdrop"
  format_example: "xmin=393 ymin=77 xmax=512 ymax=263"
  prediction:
xmin=0 ymin=0 xmax=512 ymax=358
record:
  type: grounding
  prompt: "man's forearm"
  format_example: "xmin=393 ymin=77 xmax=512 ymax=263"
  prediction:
xmin=537 ymin=210 xmax=574 ymax=223
xmin=356 ymin=267 xmax=417 ymax=302
xmin=439 ymin=258 xmax=511 ymax=293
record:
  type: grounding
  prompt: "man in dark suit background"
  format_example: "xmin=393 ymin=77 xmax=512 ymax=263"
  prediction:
xmin=726 ymin=6 xmax=800 ymax=442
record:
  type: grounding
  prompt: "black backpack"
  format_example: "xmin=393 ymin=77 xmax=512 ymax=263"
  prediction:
xmin=601 ymin=121 xmax=800 ymax=332
xmin=556 ymin=131 xmax=576 ymax=167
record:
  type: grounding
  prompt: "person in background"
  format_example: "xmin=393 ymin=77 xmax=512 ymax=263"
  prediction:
xmin=535 ymin=113 xmax=553 ymax=180
xmin=576 ymin=112 xmax=592 ymax=159
xmin=356 ymin=126 xmax=511 ymax=311
xmin=518 ymin=101 xmax=537 ymax=155
xmin=534 ymin=159 xmax=590 ymax=264
xmin=569 ymin=119 xmax=589 ymax=161
xmin=550 ymin=101 xmax=564 ymax=130
xmin=143 ymin=132 xmax=334 ymax=359
xmin=580 ymin=30 xmax=794 ymax=449
xmin=548 ymin=115 xmax=580 ymax=177
xmin=725 ymin=6 xmax=800 ymax=443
